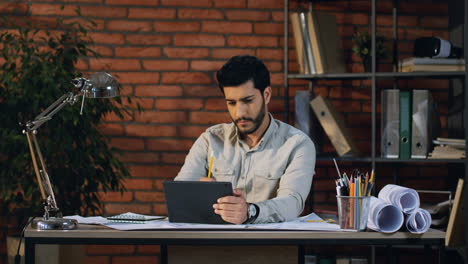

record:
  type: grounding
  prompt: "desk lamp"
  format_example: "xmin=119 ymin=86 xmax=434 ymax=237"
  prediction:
xmin=22 ymin=72 xmax=119 ymax=230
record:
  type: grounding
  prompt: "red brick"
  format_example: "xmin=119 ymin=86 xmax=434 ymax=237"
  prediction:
xmin=178 ymin=8 xmax=223 ymax=19
xmin=248 ymin=0 xmax=283 ymax=9
xmin=122 ymin=179 xmax=154 ymax=190
xmin=211 ymin=48 xmax=256 ymax=59
xmin=102 ymin=111 xmax=133 ymax=122
xmin=130 ymin=165 xmax=180 ymax=178
xmin=104 ymin=203 xmax=152 ymax=215
xmin=89 ymin=58 xmax=141 ymax=71
xmin=115 ymin=47 xmax=161 ymax=58
xmin=161 ymin=0 xmax=212 ymax=7
xmin=399 ymin=3 xmax=448 ymax=14
xmin=125 ymin=124 xmax=177 ymax=137
xmin=214 ymin=0 xmax=246 ymax=8
xmin=125 ymin=34 xmax=172 ymax=45
xmin=135 ymin=191 xmax=165 ymax=202
xmin=135 ymin=111 xmax=186 ymax=123
xmin=163 ymin=47 xmax=209 ymax=58
xmin=156 ymin=98 xmax=203 ymax=110
xmin=116 ymin=72 xmax=159 ymax=84
xmin=89 ymin=45 xmax=114 ymax=57
xmin=62 ymin=0 xmax=102 ymax=3
xmin=89 ymin=33 xmax=125 ymax=45
xmin=270 ymin=72 xmax=283 ymax=86
xmin=146 ymin=139 xmax=193 ymax=151
xmin=118 ymin=152 xmax=160 ymax=163
xmin=174 ymin=34 xmax=224 ymax=47
xmin=135 ymin=85 xmax=183 ymax=97
xmin=190 ymin=60 xmax=224 ymax=71
xmin=64 ymin=18 xmax=105 ymax=30
xmin=179 ymin=126 xmax=208 ymax=138
xmin=154 ymin=21 xmax=200 ymax=32
xmin=272 ymin=11 xmax=284 ymax=22
xmin=137 ymin=245 xmax=161 ymax=254
xmin=202 ymin=21 xmax=252 ymax=34
xmin=263 ymin=61 xmax=282 ymax=72
xmin=98 ymin=192 xmax=133 ymax=202
xmin=143 ymin=60 xmax=188 ymax=71
xmin=106 ymin=0 xmax=158 ymax=5
xmin=420 ymin=16 xmax=449 ymax=28
xmin=254 ymin=22 xmax=283 ymax=35
xmin=184 ymin=86 xmax=222 ymax=97
xmin=109 ymin=138 xmax=145 ymax=151
xmin=84 ymin=256 xmax=109 ymax=264
xmin=106 ymin=20 xmax=152 ymax=32
xmin=189 ymin=112 xmax=230 ymax=124
xmin=128 ymin=8 xmax=176 ymax=19
xmin=81 ymin=6 xmax=127 ymax=18
xmin=161 ymin=72 xmax=211 ymax=84
xmin=0 ymin=3 xmax=28 ymax=14
xmin=30 ymin=4 xmax=77 ymax=16
xmin=153 ymin=203 xmax=168 ymax=215
xmin=228 ymin=36 xmax=278 ymax=47
xmin=205 ymin=98 xmax=226 ymax=110
xmin=98 ymin=123 xmax=124 ymax=136
xmin=161 ymin=153 xmax=186 ymax=164
xmin=225 ymin=10 xmax=270 ymax=21
xmin=75 ymin=59 xmax=88 ymax=71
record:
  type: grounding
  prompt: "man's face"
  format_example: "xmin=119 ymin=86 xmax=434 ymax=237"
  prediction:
xmin=223 ymin=80 xmax=270 ymax=135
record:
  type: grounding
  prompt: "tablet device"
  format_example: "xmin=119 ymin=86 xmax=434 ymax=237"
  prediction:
xmin=163 ymin=181 xmax=233 ymax=224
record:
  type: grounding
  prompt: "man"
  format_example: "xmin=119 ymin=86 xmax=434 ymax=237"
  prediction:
xmin=175 ymin=55 xmax=316 ymax=224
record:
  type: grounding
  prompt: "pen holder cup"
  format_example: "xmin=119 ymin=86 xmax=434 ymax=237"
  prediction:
xmin=336 ymin=196 xmax=371 ymax=231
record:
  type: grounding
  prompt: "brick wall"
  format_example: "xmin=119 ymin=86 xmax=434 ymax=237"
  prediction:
xmin=0 ymin=0 xmax=451 ymax=263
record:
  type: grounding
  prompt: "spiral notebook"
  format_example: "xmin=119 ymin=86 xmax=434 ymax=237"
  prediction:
xmin=107 ymin=212 xmax=165 ymax=224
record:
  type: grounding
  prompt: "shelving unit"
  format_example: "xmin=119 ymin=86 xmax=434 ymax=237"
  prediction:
xmin=283 ymin=0 xmax=468 ymax=262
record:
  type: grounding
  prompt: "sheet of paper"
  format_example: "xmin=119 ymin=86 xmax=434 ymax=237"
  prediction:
xmin=64 ymin=215 xmax=109 ymax=225
xmin=367 ymin=196 xmax=404 ymax=233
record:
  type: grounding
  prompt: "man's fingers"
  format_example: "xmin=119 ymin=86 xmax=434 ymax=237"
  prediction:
xmin=217 ymin=195 xmax=243 ymax=204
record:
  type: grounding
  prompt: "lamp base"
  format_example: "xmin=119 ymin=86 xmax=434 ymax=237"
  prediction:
xmin=32 ymin=217 xmax=78 ymax=230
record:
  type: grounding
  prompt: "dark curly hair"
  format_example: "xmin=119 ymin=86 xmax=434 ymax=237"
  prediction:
xmin=216 ymin=55 xmax=270 ymax=94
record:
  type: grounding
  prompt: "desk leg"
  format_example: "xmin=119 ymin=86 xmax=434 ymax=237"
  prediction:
xmin=161 ymin=244 xmax=167 ymax=264
xmin=24 ymin=238 xmax=35 ymax=264
xmin=298 ymin=245 xmax=304 ymax=264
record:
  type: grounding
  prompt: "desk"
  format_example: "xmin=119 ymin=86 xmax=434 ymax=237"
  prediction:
xmin=24 ymin=225 xmax=446 ymax=264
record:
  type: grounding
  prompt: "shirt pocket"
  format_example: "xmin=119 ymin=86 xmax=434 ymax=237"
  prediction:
xmin=212 ymin=161 xmax=235 ymax=183
xmin=253 ymin=169 xmax=282 ymax=201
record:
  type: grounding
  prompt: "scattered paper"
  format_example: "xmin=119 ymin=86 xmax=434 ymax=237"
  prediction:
xmin=367 ymin=197 xmax=403 ymax=233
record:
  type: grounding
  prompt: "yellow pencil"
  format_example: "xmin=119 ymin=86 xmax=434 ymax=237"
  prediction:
xmin=207 ymin=151 xmax=214 ymax=178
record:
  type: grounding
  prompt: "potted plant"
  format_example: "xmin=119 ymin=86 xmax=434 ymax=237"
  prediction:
xmin=0 ymin=13 xmax=131 ymax=228
xmin=352 ymin=31 xmax=388 ymax=72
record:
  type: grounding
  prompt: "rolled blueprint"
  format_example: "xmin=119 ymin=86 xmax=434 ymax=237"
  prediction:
xmin=378 ymin=184 xmax=420 ymax=214
xmin=367 ymin=196 xmax=404 ymax=233
xmin=405 ymin=208 xmax=432 ymax=234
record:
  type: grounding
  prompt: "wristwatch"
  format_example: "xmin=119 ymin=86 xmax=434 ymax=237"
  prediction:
xmin=244 ymin=203 xmax=259 ymax=224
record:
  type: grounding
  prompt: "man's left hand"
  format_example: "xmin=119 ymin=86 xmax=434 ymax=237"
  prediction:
xmin=213 ymin=189 xmax=248 ymax=224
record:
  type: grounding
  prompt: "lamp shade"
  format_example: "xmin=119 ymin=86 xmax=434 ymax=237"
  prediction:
xmin=86 ymin=72 xmax=119 ymax=98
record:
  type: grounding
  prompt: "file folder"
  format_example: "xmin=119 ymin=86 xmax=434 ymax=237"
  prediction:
xmin=310 ymin=96 xmax=358 ymax=157
xmin=411 ymin=90 xmax=436 ymax=158
xmin=399 ymin=91 xmax=411 ymax=159
xmin=381 ymin=90 xmax=400 ymax=158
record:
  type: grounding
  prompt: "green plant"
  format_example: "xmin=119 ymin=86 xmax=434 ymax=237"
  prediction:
xmin=0 ymin=13 xmax=131 ymax=222
xmin=352 ymin=31 xmax=388 ymax=65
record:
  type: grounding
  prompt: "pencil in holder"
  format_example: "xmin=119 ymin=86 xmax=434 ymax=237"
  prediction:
xmin=336 ymin=195 xmax=371 ymax=231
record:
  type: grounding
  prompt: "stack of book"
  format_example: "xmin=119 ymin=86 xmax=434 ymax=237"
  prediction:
xmin=428 ymin=137 xmax=465 ymax=159
xmin=290 ymin=10 xmax=346 ymax=74
xmin=399 ymin=57 xmax=465 ymax=72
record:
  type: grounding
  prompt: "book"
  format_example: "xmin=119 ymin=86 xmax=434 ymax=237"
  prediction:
xmin=306 ymin=11 xmax=324 ymax=74
xmin=381 ymin=90 xmax=400 ymax=158
xmin=310 ymin=96 xmax=358 ymax=156
xmin=290 ymin=13 xmax=308 ymax=74
xmin=399 ymin=57 xmax=465 ymax=72
xmin=399 ymin=91 xmax=411 ymax=159
xmin=446 ymin=178 xmax=465 ymax=247
xmin=309 ymin=10 xmax=346 ymax=73
xmin=298 ymin=12 xmax=316 ymax=74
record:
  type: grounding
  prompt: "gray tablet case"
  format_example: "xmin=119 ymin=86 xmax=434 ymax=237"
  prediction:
xmin=163 ymin=181 xmax=233 ymax=224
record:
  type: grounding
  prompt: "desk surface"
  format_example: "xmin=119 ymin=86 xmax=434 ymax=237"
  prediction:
xmin=25 ymin=224 xmax=445 ymax=242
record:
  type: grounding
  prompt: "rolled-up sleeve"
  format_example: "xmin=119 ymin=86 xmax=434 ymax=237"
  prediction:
xmin=254 ymin=137 xmax=316 ymax=223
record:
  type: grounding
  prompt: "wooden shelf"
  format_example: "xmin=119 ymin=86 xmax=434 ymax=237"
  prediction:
xmin=288 ymin=71 xmax=465 ymax=80
xmin=316 ymin=156 xmax=465 ymax=164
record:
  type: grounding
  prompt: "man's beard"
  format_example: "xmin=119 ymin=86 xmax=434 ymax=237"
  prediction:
xmin=233 ymin=101 xmax=266 ymax=136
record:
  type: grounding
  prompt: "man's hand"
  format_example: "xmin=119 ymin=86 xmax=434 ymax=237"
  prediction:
xmin=199 ymin=177 xmax=216 ymax=182
xmin=213 ymin=189 xmax=248 ymax=224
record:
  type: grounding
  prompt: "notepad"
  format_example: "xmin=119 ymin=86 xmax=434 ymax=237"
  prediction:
xmin=107 ymin=212 xmax=165 ymax=224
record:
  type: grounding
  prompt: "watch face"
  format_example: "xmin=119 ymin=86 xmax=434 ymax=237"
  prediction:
xmin=248 ymin=204 xmax=257 ymax=217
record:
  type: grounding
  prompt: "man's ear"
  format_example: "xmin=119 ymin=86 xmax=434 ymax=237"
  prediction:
xmin=263 ymin=86 xmax=272 ymax=104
